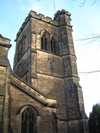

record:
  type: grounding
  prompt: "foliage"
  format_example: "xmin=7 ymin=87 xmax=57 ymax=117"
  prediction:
xmin=88 ymin=104 xmax=100 ymax=133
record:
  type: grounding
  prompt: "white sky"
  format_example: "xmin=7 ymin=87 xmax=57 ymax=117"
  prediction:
xmin=0 ymin=0 xmax=100 ymax=116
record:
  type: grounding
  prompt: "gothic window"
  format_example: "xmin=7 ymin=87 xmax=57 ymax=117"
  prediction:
xmin=21 ymin=107 xmax=37 ymax=133
xmin=51 ymin=37 xmax=59 ymax=54
xmin=41 ymin=31 xmax=50 ymax=51
xmin=52 ymin=112 xmax=57 ymax=133
xmin=41 ymin=36 xmax=44 ymax=49
xmin=41 ymin=36 xmax=48 ymax=50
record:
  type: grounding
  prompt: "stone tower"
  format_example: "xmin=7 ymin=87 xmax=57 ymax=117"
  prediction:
xmin=13 ymin=9 xmax=88 ymax=133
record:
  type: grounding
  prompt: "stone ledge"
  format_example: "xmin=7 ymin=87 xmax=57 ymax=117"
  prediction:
xmin=10 ymin=74 xmax=57 ymax=108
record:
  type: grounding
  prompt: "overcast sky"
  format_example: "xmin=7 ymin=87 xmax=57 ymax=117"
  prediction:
xmin=0 ymin=0 xmax=100 ymax=116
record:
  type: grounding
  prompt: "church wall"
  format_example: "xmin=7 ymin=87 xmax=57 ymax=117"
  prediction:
xmin=30 ymin=15 xmax=72 ymax=122
xmin=30 ymin=17 xmax=65 ymax=99
xmin=35 ymin=73 xmax=64 ymax=99
xmin=9 ymin=84 xmax=56 ymax=133
xmin=14 ymin=21 xmax=31 ymax=83
xmin=32 ymin=50 xmax=64 ymax=99
xmin=14 ymin=49 xmax=31 ymax=83
xmin=9 ymin=84 xmax=39 ymax=132
xmin=31 ymin=17 xmax=57 ymax=35
xmin=36 ymin=50 xmax=63 ymax=77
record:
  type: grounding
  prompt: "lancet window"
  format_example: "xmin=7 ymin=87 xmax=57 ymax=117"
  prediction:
xmin=21 ymin=107 xmax=37 ymax=133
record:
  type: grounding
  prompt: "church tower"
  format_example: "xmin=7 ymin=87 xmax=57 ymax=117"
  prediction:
xmin=13 ymin=9 xmax=88 ymax=133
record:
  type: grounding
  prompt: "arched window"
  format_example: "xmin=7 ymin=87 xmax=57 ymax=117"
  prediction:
xmin=41 ymin=31 xmax=50 ymax=51
xmin=21 ymin=107 xmax=37 ymax=133
xmin=41 ymin=35 xmax=48 ymax=50
xmin=51 ymin=37 xmax=58 ymax=54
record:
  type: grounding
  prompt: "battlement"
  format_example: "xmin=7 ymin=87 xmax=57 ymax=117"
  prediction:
xmin=30 ymin=10 xmax=54 ymax=23
xmin=16 ymin=10 xmax=58 ymax=40
xmin=16 ymin=9 xmax=71 ymax=40
xmin=30 ymin=9 xmax=71 ymax=23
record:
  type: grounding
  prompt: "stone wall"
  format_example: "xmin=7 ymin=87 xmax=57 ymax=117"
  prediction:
xmin=9 ymin=76 xmax=57 ymax=133
xmin=14 ymin=20 xmax=31 ymax=83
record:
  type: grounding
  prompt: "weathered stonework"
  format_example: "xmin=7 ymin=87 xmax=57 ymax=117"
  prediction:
xmin=0 ymin=9 xmax=88 ymax=133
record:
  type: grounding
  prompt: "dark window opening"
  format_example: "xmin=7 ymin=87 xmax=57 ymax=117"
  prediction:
xmin=51 ymin=37 xmax=57 ymax=54
xmin=52 ymin=112 xmax=57 ymax=133
xmin=41 ymin=31 xmax=50 ymax=51
xmin=41 ymin=32 xmax=59 ymax=54
xmin=21 ymin=107 xmax=37 ymax=133
xmin=41 ymin=37 xmax=44 ymax=49
xmin=44 ymin=38 xmax=48 ymax=50
xmin=41 ymin=36 xmax=48 ymax=50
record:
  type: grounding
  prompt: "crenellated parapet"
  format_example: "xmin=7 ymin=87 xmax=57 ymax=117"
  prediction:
xmin=16 ymin=10 xmax=57 ymax=40
xmin=29 ymin=10 xmax=54 ymax=23
xmin=30 ymin=9 xmax=71 ymax=24
xmin=16 ymin=9 xmax=71 ymax=40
